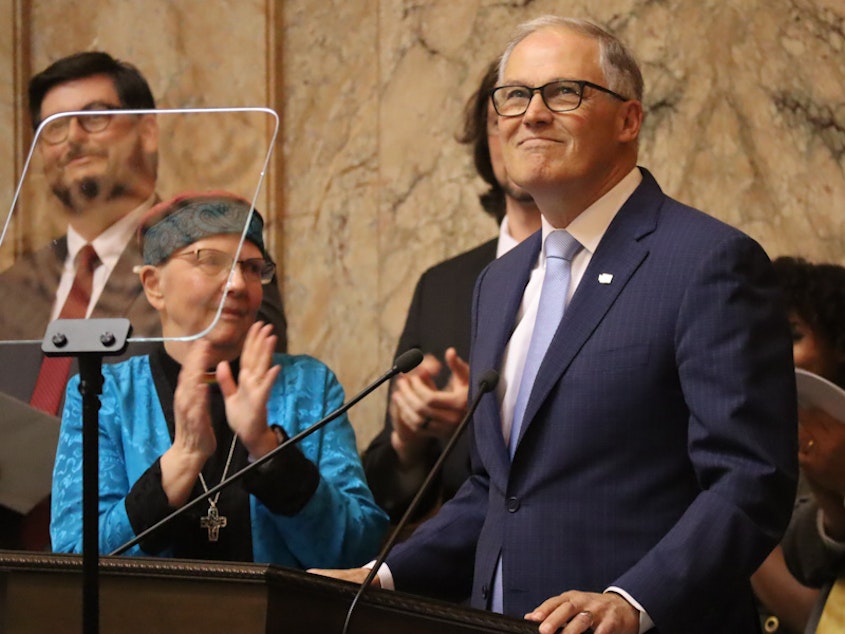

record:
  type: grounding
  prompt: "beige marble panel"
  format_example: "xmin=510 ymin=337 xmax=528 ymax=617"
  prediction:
xmin=279 ymin=0 xmax=386 ymax=440
xmin=623 ymin=0 xmax=845 ymax=262
xmin=0 ymin=0 xmax=25 ymax=271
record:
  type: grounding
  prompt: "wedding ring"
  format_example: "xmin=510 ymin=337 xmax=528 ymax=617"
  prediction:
xmin=578 ymin=610 xmax=594 ymax=627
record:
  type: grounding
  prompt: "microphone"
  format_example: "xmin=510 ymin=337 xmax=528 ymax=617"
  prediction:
xmin=110 ymin=348 xmax=424 ymax=556
xmin=341 ymin=369 xmax=500 ymax=634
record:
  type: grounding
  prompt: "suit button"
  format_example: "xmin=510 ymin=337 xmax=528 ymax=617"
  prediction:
xmin=507 ymin=497 xmax=520 ymax=512
xmin=481 ymin=585 xmax=488 ymax=600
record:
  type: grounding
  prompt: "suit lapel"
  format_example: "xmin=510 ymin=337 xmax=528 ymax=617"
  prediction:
xmin=4 ymin=239 xmax=66 ymax=340
xmin=33 ymin=240 xmax=66 ymax=337
xmin=473 ymin=232 xmax=542 ymax=473
xmin=513 ymin=172 xmax=664 ymax=453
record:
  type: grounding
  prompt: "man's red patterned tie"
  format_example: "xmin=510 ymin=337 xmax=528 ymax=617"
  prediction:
xmin=29 ymin=244 xmax=100 ymax=414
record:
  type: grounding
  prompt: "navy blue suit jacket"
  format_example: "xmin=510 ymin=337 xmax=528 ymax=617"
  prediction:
xmin=386 ymin=170 xmax=798 ymax=633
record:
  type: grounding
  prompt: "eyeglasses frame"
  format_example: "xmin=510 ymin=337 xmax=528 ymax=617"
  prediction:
xmin=37 ymin=102 xmax=124 ymax=145
xmin=490 ymin=79 xmax=629 ymax=117
xmin=173 ymin=248 xmax=276 ymax=285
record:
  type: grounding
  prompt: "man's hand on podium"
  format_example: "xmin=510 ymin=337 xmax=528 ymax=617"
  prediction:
xmin=308 ymin=567 xmax=381 ymax=587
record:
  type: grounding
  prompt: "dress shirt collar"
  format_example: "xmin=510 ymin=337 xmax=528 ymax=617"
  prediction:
xmin=539 ymin=166 xmax=643 ymax=257
xmin=496 ymin=215 xmax=521 ymax=258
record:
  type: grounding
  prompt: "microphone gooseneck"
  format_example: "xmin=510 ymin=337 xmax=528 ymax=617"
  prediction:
xmin=109 ymin=349 xmax=424 ymax=556
xmin=341 ymin=369 xmax=499 ymax=634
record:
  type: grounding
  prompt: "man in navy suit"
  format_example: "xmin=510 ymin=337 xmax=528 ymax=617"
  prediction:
xmin=315 ymin=16 xmax=797 ymax=633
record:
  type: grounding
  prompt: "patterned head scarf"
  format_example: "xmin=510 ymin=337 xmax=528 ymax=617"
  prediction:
xmin=139 ymin=191 xmax=266 ymax=265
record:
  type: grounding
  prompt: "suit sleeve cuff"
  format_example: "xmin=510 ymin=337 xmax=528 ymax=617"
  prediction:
xmin=364 ymin=559 xmax=395 ymax=591
xmin=605 ymin=587 xmax=654 ymax=633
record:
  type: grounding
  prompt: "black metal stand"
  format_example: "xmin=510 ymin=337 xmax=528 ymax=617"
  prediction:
xmin=41 ymin=318 xmax=131 ymax=634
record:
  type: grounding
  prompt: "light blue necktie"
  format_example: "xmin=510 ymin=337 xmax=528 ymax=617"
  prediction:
xmin=508 ymin=230 xmax=581 ymax=458
xmin=491 ymin=230 xmax=581 ymax=614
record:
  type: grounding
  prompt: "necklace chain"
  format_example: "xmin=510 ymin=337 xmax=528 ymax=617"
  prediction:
xmin=197 ymin=435 xmax=238 ymax=541
xmin=198 ymin=434 xmax=238 ymax=506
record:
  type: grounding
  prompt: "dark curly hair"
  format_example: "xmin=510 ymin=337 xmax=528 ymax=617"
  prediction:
xmin=772 ymin=256 xmax=845 ymax=384
xmin=456 ymin=60 xmax=504 ymax=223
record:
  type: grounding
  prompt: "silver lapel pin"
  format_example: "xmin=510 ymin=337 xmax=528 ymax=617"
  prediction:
xmin=598 ymin=273 xmax=613 ymax=284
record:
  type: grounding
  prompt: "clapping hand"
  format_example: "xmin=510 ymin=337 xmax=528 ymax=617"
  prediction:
xmin=389 ymin=347 xmax=470 ymax=465
xmin=217 ymin=321 xmax=281 ymax=459
xmin=161 ymin=339 xmax=217 ymax=506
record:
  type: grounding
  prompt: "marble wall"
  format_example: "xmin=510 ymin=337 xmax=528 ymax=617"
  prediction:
xmin=1 ymin=0 xmax=844 ymax=449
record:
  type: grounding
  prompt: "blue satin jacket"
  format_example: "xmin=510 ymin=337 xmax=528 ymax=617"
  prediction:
xmin=51 ymin=353 xmax=387 ymax=568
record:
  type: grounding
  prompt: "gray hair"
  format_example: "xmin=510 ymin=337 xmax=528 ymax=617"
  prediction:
xmin=497 ymin=16 xmax=643 ymax=102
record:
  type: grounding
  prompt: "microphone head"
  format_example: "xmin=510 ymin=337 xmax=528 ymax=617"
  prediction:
xmin=394 ymin=348 xmax=424 ymax=374
xmin=478 ymin=369 xmax=500 ymax=393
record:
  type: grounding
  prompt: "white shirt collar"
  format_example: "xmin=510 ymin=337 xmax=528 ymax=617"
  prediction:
xmin=496 ymin=215 xmax=521 ymax=258
xmin=540 ymin=167 xmax=643 ymax=256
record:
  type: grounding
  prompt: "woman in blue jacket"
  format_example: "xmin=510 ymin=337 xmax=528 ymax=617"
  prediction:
xmin=51 ymin=192 xmax=387 ymax=567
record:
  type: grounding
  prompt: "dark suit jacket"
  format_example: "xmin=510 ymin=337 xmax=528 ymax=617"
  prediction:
xmin=386 ymin=170 xmax=798 ymax=633
xmin=362 ymin=239 xmax=497 ymax=522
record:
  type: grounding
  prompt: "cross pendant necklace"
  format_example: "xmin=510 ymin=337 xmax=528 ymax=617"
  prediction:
xmin=197 ymin=435 xmax=238 ymax=542
xmin=200 ymin=502 xmax=228 ymax=541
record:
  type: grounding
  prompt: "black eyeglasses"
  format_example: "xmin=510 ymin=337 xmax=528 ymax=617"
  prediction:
xmin=490 ymin=79 xmax=628 ymax=117
xmin=173 ymin=249 xmax=276 ymax=285
xmin=38 ymin=102 xmax=123 ymax=145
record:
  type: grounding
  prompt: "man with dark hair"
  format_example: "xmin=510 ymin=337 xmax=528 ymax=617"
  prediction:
xmin=456 ymin=60 xmax=521 ymax=225
xmin=0 ymin=51 xmax=287 ymax=550
xmin=361 ymin=60 xmax=540 ymax=525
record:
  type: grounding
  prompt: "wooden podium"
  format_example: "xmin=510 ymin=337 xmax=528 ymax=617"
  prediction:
xmin=0 ymin=551 xmax=537 ymax=633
